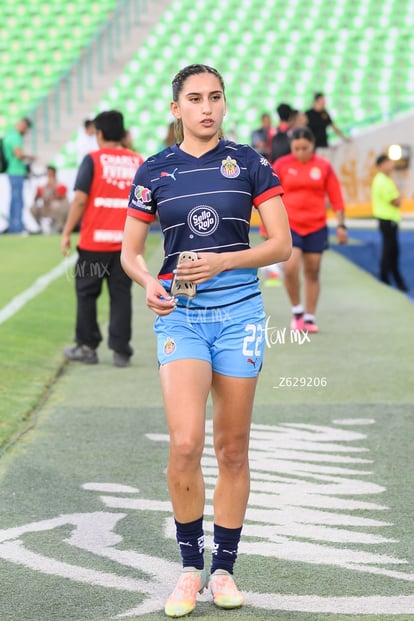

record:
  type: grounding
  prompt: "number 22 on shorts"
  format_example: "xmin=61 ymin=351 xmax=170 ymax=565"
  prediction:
xmin=242 ymin=322 xmax=264 ymax=358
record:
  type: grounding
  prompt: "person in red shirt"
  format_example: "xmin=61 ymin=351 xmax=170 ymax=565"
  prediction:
xmin=272 ymin=126 xmax=347 ymax=332
xmin=61 ymin=110 xmax=144 ymax=366
xmin=30 ymin=165 xmax=70 ymax=233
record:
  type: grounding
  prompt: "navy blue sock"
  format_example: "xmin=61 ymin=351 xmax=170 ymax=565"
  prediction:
xmin=175 ymin=516 xmax=204 ymax=570
xmin=211 ymin=523 xmax=242 ymax=575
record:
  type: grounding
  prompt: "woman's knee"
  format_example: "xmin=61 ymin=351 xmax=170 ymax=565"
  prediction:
xmin=215 ymin=437 xmax=249 ymax=472
xmin=304 ymin=265 xmax=320 ymax=281
xmin=169 ymin=434 xmax=204 ymax=469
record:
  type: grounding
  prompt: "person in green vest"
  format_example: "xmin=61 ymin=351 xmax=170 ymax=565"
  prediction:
xmin=2 ymin=117 xmax=35 ymax=233
xmin=371 ymin=154 xmax=408 ymax=292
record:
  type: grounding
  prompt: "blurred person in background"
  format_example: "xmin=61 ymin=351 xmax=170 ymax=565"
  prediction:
xmin=75 ymin=118 xmax=98 ymax=164
xmin=260 ymin=103 xmax=298 ymax=285
xmin=2 ymin=117 xmax=35 ymax=234
xmin=30 ymin=165 xmax=70 ymax=233
xmin=251 ymin=112 xmax=275 ymax=160
xmin=289 ymin=108 xmax=308 ymax=130
xmin=121 ymin=128 xmax=135 ymax=150
xmin=61 ymin=110 xmax=143 ymax=367
xmin=273 ymin=126 xmax=348 ymax=333
xmin=269 ymin=103 xmax=293 ymax=163
xmin=305 ymin=92 xmax=350 ymax=150
xmin=371 ymin=154 xmax=408 ymax=292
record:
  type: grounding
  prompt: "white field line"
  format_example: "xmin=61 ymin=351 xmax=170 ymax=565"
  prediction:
xmin=0 ymin=254 xmax=77 ymax=325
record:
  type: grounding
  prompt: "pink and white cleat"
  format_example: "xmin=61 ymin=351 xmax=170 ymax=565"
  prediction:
xmin=290 ymin=315 xmax=304 ymax=331
xmin=304 ymin=320 xmax=319 ymax=333
xmin=164 ymin=567 xmax=209 ymax=617
xmin=209 ymin=569 xmax=244 ymax=609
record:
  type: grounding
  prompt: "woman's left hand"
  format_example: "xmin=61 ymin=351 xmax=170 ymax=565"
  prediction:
xmin=174 ymin=252 xmax=224 ymax=284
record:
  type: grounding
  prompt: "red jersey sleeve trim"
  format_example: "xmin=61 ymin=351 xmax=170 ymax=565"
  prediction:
xmin=126 ymin=208 xmax=155 ymax=223
xmin=253 ymin=185 xmax=283 ymax=208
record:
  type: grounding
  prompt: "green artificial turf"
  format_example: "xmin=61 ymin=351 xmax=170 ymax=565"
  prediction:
xmin=0 ymin=232 xmax=161 ymax=451
xmin=0 ymin=234 xmax=413 ymax=620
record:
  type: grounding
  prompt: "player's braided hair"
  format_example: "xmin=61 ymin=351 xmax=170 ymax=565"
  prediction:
xmin=171 ymin=64 xmax=226 ymax=143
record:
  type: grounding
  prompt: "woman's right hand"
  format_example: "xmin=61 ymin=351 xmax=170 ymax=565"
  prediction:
xmin=145 ymin=277 xmax=177 ymax=316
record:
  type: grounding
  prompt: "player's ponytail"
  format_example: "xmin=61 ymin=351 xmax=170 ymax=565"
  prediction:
xmin=174 ymin=119 xmax=184 ymax=144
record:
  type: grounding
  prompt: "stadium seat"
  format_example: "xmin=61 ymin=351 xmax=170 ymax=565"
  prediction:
xmin=3 ymin=0 xmax=410 ymax=165
xmin=0 ymin=0 xmax=120 ymax=135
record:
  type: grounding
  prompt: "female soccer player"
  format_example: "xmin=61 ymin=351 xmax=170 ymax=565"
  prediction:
xmin=121 ymin=64 xmax=291 ymax=617
xmin=273 ymin=126 xmax=347 ymax=333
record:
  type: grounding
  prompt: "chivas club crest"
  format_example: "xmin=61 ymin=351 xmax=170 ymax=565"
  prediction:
xmin=163 ymin=337 xmax=176 ymax=355
xmin=220 ymin=155 xmax=240 ymax=178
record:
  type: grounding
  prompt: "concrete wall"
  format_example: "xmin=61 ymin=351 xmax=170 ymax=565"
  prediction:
xmin=330 ymin=110 xmax=414 ymax=217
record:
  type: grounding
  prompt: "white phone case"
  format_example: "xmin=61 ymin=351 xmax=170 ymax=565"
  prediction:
xmin=170 ymin=251 xmax=198 ymax=298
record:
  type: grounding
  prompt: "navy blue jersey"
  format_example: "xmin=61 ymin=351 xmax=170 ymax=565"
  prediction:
xmin=127 ymin=139 xmax=283 ymax=316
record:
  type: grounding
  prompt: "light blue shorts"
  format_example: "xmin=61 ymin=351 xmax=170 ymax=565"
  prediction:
xmin=154 ymin=306 xmax=266 ymax=378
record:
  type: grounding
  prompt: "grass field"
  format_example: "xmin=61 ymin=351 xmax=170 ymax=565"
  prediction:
xmin=0 ymin=232 xmax=160 ymax=452
xmin=0 ymin=230 xmax=413 ymax=620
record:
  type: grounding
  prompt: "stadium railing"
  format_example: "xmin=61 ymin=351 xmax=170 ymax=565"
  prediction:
xmin=24 ymin=0 xmax=150 ymax=153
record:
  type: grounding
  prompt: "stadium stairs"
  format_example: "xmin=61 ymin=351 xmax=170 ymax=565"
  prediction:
xmin=32 ymin=0 xmax=173 ymax=167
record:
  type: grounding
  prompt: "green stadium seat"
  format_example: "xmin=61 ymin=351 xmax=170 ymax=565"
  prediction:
xmin=8 ymin=0 xmax=408 ymax=166
xmin=0 ymin=0 xmax=120 ymax=135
